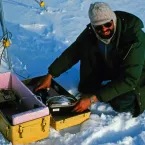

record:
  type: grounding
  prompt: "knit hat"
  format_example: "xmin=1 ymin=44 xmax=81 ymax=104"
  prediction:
xmin=88 ymin=2 xmax=116 ymax=26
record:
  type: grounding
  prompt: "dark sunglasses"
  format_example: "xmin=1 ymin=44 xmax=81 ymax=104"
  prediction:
xmin=93 ymin=20 xmax=113 ymax=31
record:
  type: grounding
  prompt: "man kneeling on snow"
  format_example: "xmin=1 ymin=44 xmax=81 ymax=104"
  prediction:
xmin=36 ymin=2 xmax=145 ymax=117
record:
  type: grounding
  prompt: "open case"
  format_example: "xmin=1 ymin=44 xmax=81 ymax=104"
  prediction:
xmin=0 ymin=72 xmax=50 ymax=145
xmin=23 ymin=75 xmax=91 ymax=131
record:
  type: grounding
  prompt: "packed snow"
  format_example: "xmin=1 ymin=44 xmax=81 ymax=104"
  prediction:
xmin=0 ymin=0 xmax=145 ymax=144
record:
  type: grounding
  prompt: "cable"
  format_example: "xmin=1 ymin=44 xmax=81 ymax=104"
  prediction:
xmin=0 ymin=32 xmax=12 ymax=69
xmin=0 ymin=47 xmax=5 ymax=65
xmin=46 ymin=95 xmax=76 ymax=106
xmin=0 ymin=31 xmax=12 ymax=41
xmin=0 ymin=56 xmax=30 ymax=80
xmin=13 ymin=69 xmax=30 ymax=80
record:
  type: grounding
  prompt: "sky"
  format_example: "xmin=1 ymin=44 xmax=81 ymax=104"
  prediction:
xmin=0 ymin=0 xmax=145 ymax=145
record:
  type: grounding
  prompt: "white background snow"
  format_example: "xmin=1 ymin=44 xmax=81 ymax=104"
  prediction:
xmin=0 ymin=0 xmax=145 ymax=145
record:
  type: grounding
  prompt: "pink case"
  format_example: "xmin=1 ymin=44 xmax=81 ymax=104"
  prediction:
xmin=0 ymin=72 xmax=49 ymax=125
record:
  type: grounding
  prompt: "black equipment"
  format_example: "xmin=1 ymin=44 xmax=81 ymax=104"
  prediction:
xmin=34 ymin=88 xmax=77 ymax=116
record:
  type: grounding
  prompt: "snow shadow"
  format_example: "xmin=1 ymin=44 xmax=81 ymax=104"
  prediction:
xmin=81 ymin=114 xmax=145 ymax=145
xmin=3 ymin=0 xmax=39 ymax=10
xmin=89 ymin=123 xmax=144 ymax=145
xmin=5 ymin=21 xmax=68 ymax=79
xmin=59 ymin=124 xmax=81 ymax=135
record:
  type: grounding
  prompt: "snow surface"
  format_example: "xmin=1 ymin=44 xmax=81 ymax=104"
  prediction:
xmin=0 ymin=0 xmax=145 ymax=144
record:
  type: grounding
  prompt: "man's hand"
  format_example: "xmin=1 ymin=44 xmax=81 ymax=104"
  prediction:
xmin=73 ymin=94 xmax=98 ymax=113
xmin=35 ymin=74 xmax=53 ymax=92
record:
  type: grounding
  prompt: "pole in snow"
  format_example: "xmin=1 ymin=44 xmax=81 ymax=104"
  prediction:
xmin=0 ymin=0 xmax=12 ymax=71
xmin=34 ymin=0 xmax=47 ymax=11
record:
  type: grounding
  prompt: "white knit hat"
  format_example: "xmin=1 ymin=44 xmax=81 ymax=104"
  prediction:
xmin=88 ymin=2 xmax=116 ymax=26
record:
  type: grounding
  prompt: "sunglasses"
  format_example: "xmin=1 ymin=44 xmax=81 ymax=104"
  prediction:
xmin=93 ymin=20 xmax=113 ymax=31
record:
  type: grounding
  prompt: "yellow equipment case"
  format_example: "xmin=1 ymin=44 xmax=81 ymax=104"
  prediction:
xmin=23 ymin=75 xmax=91 ymax=131
xmin=50 ymin=110 xmax=90 ymax=131
xmin=0 ymin=114 xmax=50 ymax=145
xmin=0 ymin=72 xmax=50 ymax=145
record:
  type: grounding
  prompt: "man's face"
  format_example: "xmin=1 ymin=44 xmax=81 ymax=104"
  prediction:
xmin=92 ymin=20 xmax=114 ymax=39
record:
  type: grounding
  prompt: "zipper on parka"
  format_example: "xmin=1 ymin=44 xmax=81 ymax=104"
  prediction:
xmin=105 ymin=44 xmax=107 ymax=60
xmin=123 ymin=44 xmax=133 ymax=60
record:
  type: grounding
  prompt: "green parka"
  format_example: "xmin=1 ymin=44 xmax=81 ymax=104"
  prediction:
xmin=49 ymin=11 xmax=145 ymax=114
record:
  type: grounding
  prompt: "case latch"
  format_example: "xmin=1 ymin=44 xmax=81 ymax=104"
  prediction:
xmin=5 ymin=126 xmax=10 ymax=137
xmin=18 ymin=125 xmax=23 ymax=138
xmin=41 ymin=118 xmax=46 ymax=132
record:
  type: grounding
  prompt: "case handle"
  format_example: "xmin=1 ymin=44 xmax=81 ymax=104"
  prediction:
xmin=5 ymin=126 xmax=10 ymax=137
xmin=41 ymin=118 xmax=46 ymax=132
xmin=18 ymin=125 xmax=23 ymax=138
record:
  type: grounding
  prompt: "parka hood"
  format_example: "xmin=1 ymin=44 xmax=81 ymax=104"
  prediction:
xmin=87 ymin=11 xmax=144 ymax=45
xmin=115 ymin=11 xmax=144 ymax=32
xmin=115 ymin=11 xmax=144 ymax=43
